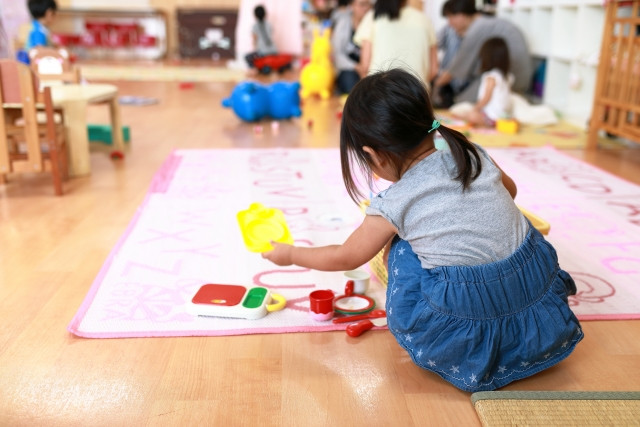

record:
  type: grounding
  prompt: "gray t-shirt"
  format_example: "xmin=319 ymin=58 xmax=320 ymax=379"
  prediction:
xmin=252 ymin=21 xmax=277 ymax=55
xmin=366 ymin=144 xmax=528 ymax=269
xmin=446 ymin=15 xmax=532 ymax=93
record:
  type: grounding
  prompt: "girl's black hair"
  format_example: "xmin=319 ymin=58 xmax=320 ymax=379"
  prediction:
xmin=479 ymin=37 xmax=510 ymax=77
xmin=374 ymin=0 xmax=406 ymax=20
xmin=340 ymin=68 xmax=482 ymax=203
xmin=254 ymin=5 xmax=266 ymax=21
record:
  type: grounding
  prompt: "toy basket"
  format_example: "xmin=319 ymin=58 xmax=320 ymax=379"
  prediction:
xmin=518 ymin=206 xmax=551 ymax=235
xmin=360 ymin=200 xmax=388 ymax=286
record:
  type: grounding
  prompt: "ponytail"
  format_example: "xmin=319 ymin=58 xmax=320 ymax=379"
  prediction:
xmin=436 ymin=124 xmax=482 ymax=189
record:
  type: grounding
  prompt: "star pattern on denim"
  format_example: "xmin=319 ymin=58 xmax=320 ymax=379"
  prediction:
xmin=385 ymin=236 xmax=584 ymax=392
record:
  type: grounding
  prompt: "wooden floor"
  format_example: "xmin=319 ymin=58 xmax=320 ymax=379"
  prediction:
xmin=1 ymin=77 xmax=640 ymax=426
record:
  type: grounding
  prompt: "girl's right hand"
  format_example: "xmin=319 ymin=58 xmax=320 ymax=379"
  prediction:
xmin=261 ymin=242 xmax=294 ymax=266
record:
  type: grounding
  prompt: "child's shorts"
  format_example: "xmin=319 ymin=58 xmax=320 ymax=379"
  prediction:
xmin=385 ymin=223 xmax=583 ymax=392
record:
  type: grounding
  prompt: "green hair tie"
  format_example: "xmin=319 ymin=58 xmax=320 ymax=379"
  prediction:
xmin=428 ymin=119 xmax=441 ymax=133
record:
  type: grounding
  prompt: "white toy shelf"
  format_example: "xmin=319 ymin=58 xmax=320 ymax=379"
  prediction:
xmin=496 ymin=0 xmax=606 ymax=128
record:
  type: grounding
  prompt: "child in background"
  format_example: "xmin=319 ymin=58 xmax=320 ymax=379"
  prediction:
xmin=245 ymin=5 xmax=278 ymax=70
xmin=262 ymin=68 xmax=583 ymax=392
xmin=25 ymin=0 xmax=57 ymax=51
xmin=463 ymin=37 xmax=514 ymax=127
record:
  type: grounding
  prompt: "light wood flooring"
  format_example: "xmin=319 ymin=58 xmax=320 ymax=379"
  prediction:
xmin=1 ymin=77 xmax=640 ymax=426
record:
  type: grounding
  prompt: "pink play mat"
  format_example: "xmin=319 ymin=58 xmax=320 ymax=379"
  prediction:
xmin=68 ymin=147 xmax=640 ymax=339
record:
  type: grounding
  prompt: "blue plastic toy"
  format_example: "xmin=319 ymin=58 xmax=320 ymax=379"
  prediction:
xmin=222 ymin=81 xmax=302 ymax=122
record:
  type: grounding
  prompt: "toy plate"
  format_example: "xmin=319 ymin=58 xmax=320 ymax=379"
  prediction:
xmin=334 ymin=294 xmax=375 ymax=315
xmin=237 ymin=203 xmax=294 ymax=252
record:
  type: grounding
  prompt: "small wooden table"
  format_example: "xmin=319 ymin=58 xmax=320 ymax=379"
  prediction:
xmin=50 ymin=83 xmax=124 ymax=176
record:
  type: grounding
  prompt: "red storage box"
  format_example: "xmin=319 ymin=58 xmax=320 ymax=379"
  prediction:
xmin=137 ymin=34 xmax=157 ymax=47
xmin=51 ymin=33 xmax=82 ymax=46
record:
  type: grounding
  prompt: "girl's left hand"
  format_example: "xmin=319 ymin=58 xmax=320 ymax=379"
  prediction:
xmin=261 ymin=242 xmax=294 ymax=266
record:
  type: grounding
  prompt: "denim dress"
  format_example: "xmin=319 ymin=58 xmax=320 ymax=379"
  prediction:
xmin=385 ymin=223 xmax=583 ymax=392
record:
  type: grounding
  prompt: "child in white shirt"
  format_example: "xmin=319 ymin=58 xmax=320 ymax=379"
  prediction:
xmin=464 ymin=37 xmax=513 ymax=127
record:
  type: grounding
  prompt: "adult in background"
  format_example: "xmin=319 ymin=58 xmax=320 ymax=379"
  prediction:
xmin=433 ymin=0 xmax=531 ymax=105
xmin=353 ymin=0 xmax=438 ymax=87
xmin=331 ymin=0 xmax=371 ymax=94
xmin=432 ymin=0 xmax=462 ymax=108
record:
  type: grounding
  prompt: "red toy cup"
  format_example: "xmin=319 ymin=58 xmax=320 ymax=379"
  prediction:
xmin=309 ymin=289 xmax=335 ymax=321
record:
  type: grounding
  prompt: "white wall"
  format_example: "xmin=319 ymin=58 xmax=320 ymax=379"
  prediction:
xmin=424 ymin=0 xmax=449 ymax=33
xmin=0 ymin=0 xmax=30 ymax=54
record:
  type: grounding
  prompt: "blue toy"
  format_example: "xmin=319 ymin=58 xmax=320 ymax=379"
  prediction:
xmin=222 ymin=81 xmax=301 ymax=122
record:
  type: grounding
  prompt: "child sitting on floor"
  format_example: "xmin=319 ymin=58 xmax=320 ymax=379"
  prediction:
xmin=461 ymin=37 xmax=514 ymax=127
xmin=245 ymin=5 xmax=278 ymax=70
xmin=262 ymin=68 xmax=583 ymax=392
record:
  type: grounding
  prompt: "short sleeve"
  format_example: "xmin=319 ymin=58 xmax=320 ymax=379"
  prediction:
xmin=364 ymin=188 xmax=402 ymax=234
xmin=353 ymin=9 xmax=374 ymax=45
xmin=28 ymin=28 xmax=48 ymax=49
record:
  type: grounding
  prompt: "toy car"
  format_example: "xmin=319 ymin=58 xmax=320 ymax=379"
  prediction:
xmin=253 ymin=54 xmax=293 ymax=75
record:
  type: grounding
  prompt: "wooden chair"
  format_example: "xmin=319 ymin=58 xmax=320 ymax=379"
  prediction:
xmin=28 ymin=47 xmax=81 ymax=84
xmin=0 ymin=60 xmax=68 ymax=195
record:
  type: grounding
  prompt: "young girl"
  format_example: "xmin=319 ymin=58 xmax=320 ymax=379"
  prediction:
xmin=245 ymin=5 xmax=278 ymax=70
xmin=262 ymin=68 xmax=583 ymax=392
xmin=464 ymin=37 xmax=514 ymax=127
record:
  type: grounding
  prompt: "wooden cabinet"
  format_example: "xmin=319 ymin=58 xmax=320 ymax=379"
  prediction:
xmin=176 ymin=9 xmax=238 ymax=60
